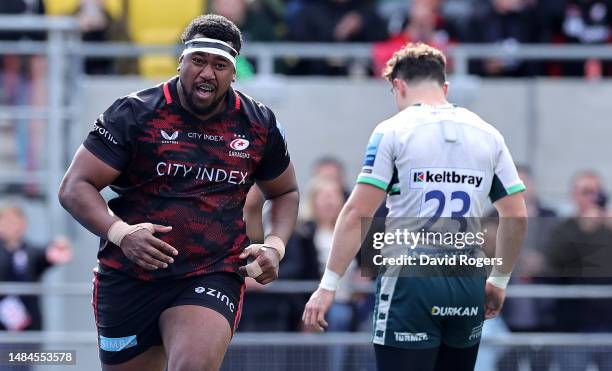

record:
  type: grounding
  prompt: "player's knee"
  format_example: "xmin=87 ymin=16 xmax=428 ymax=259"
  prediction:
xmin=169 ymin=352 xmax=220 ymax=371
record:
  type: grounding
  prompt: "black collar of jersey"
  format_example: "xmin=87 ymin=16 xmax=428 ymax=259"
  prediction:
xmin=163 ymin=76 xmax=241 ymax=119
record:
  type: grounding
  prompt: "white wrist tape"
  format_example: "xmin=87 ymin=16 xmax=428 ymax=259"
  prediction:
xmin=245 ymin=260 xmax=263 ymax=278
xmin=268 ymin=244 xmax=285 ymax=260
xmin=241 ymin=242 xmax=284 ymax=278
xmin=243 ymin=243 xmax=285 ymax=260
xmin=263 ymin=236 xmax=286 ymax=260
xmin=487 ymin=268 xmax=512 ymax=289
xmin=107 ymin=220 xmax=155 ymax=247
xmin=319 ymin=268 xmax=341 ymax=291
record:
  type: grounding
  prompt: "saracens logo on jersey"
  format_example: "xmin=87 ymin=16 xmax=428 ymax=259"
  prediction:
xmin=410 ymin=168 xmax=485 ymax=191
xmin=230 ymin=139 xmax=250 ymax=151
xmin=229 ymin=134 xmax=250 ymax=158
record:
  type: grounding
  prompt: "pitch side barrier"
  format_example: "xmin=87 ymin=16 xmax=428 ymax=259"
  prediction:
xmin=2 ymin=282 xmax=612 ymax=298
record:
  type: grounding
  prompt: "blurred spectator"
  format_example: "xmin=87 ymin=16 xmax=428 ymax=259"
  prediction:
xmin=286 ymin=0 xmax=388 ymax=75
xmin=467 ymin=0 xmax=541 ymax=76
xmin=211 ymin=0 xmax=283 ymax=42
xmin=313 ymin=156 xmax=350 ymax=197
xmin=0 ymin=205 xmax=72 ymax=332
xmin=0 ymin=0 xmax=46 ymax=195
xmin=496 ymin=165 xmax=556 ymax=371
xmin=534 ymin=0 xmax=568 ymax=42
xmin=545 ymin=171 xmax=612 ymax=278
xmin=373 ymin=0 xmax=454 ymax=77
xmin=0 ymin=0 xmax=46 ymax=41
xmin=74 ymin=0 xmax=118 ymax=75
xmin=376 ymin=0 xmax=410 ymax=35
xmin=292 ymin=176 xmax=367 ymax=370
xmin=543 ymin=171 xmax=612 ymax=371
xmin=287 ymin=0 xmax=386 ymax=43
xmin=0 ymin=205 xmax=72 ymax=371
xmin=210 ymin=0 xmax=285 ymax=78
xmin=559 ymin=0 xmax=612 ymax=77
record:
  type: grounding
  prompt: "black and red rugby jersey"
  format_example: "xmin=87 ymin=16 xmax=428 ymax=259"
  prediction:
xmin=83 ymin=76 xmax=290 ymax=281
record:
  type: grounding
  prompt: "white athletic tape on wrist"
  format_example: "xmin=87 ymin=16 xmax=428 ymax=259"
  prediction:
xmin=263 ymin=235 xmax=286 ymax=260
xmin=487 ymin=268 xmax=512 ymax=289
xmin=245 ymin=260 xmax=263 ymax=278
xmin=268 ymin=243 xmax=285 ymax=260
xmin=245 ymin=243 xmax=285 ymax=260
xmin=319 ymin=268 xmax=341 ymax=291
xmin=107 ymin=220 xmax=155 ymax=247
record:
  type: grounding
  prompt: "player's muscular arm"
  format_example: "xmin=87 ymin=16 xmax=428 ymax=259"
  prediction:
xmin=303 ymin=184 xmax=385 ymax=330
xmin=485 ymin=192 xmax=528 ymax=319
xmin=243 ymin=186 xmax=265 ymax=243
xmin=492 ymin=192 xmax=528 ymax=275
xmin=257 ymin=162 xmax=299 ymax=246
xmin=326 ymin=184 xmax=386 ymax=278
xmin=239 ymin=162 xmax=299 ymax=284
xmin=58 ymin=145 xmax=122 ymax=237
xmin=59 ymin=146 xmax=177 ymax=270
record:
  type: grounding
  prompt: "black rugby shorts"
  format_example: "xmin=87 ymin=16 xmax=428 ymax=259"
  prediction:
xmin=92 ymin=266 xmax=245 ymax=365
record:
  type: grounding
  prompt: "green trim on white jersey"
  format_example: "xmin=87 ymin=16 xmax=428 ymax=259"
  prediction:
xmin=357 ymin=104 xmax=525 ymax=218
xmin=507 ymin=183 xmax=526 ymax=195
xmin=357 ymin=175 xmax=389 ymax=191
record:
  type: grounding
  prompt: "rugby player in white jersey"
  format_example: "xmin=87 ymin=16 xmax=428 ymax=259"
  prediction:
xmin=303 ymin=43 xmax=528 ymax=371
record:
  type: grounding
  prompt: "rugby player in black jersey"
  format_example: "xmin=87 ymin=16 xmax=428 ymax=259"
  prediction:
xmin=59 ymin=15 xmax=298 ymax=371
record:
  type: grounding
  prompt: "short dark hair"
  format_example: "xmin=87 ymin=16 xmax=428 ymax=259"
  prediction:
xmin=382 ymin=43 xmax=447 ymax=85
xmin=181 ymin=14 xmax=243 ymax=53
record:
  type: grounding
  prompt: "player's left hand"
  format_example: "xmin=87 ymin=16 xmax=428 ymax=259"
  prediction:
xmin=239 ymin=243 xmax=280 ymax=285
xmin=302 ymin=287 xmax=335 ymax=332
xmin=46 ymin=236 xmax=73 ymax=265
xmin=484 ymin=281 xmax=506 ymax=319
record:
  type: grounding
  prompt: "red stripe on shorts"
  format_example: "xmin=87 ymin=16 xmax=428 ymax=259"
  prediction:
xmin=92 ymin=273 xmax=100 ymax=328
xmin=233 ymin=283 xmax=246 ymax=333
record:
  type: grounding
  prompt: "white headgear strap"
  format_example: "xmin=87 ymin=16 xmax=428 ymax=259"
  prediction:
xmin=181 ymin=37 xmax=238 ymax=68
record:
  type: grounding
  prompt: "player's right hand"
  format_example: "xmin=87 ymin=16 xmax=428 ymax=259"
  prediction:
xmin=484 ymin=281 xmax=506 ymax=319
xmin=302 ymin=287 xmax=335 ymax=332
xmin=120 ymin=224 xmax=178 ymax=270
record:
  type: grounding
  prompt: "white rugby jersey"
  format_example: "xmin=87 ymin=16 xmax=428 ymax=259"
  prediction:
xmin=357 ymin=103 xmax=525 ymax=219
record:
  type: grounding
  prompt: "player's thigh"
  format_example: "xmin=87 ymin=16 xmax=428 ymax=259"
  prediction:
xmin=101 ymin=346 xmax=165 ymax=371
xmin=159 ymin=305 xmax=232 ymax=371
xmin=94 ymin=269 xmax=169 ymax=367
xmin=373 ymin=276 xmax=443 ymax=348
xmin=374 ymin=344 xmax=439 ymax=371
xmin=433 ymin=343 xmax=480 ymax=371
xmin=160 ymin=272 xmax=245 ymax=370
xmin=439 ymin=275 xmax=486 ymax=348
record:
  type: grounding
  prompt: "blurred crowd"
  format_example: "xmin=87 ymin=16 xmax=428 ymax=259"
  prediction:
xmin=0 ymin=205 xmax=72 ymax=371
xmin=0 ymin=0 xmax=611 ymax=182
xmin=1 ymin=0 xmax=611 ymax=77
